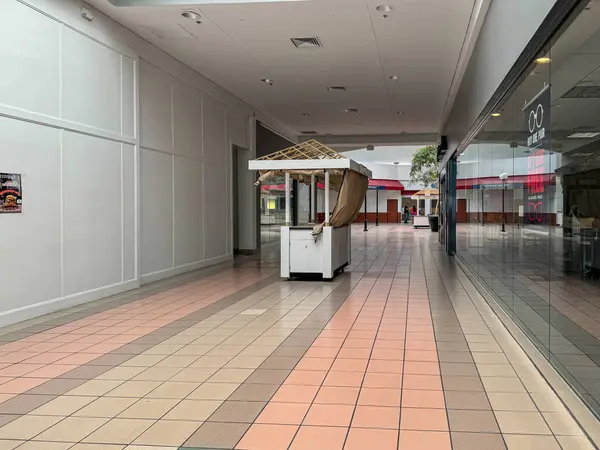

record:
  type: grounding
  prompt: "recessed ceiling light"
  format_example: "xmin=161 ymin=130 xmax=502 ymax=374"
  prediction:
xmin=342 ymin=108 xmax=360 ymax=113
xmin=261 ymin=78 xmax=274 ymax=85
xmin=491 ymin=112 xmax=501 ymax=117
xmin=376 ymin=5 xmax=394 ymax=13
xmin=567 ymin=132 xmax=600 ymax=139
xmin=396 ymin=111 xmax=404 ymax=116
xmin=389 ymin=75 xmax=399 ymax=81
xmin=536 ymin=56 xmax=551 ymax=64
xmin=181 ymin=10 xmax=200 ymax=20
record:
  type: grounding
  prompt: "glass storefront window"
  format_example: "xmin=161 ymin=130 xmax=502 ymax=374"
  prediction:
xmin=455 ymin=5 xmax=600 ymax=416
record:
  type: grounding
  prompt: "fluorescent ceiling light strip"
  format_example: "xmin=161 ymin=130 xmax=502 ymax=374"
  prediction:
xmin=108 ymin=0 xmax=305 ymax=5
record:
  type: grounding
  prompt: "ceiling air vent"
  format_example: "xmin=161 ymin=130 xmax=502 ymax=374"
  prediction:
xmin=291 ymin=37 xmax=323 ymax=48
xmin=300 ymin=130 xmax=318 ymax=135
xmin=563 ymin=86 xmax=600 ymax=99
xmin=342 ymin=108 xmax=360 ymax=113
xmin=327 ymin=86 xmax=347 ymax=92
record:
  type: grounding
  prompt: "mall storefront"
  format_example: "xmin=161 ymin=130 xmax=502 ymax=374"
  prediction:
xmin=444 ymin=1 xmax=600 ymax=418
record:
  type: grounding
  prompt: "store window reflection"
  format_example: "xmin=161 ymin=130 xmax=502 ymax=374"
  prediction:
xmin=455 ymin=5 xmax=600 ymax=417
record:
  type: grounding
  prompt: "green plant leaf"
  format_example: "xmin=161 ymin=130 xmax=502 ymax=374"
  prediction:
xmin=410 ymin=145 xmax=438 ymax=187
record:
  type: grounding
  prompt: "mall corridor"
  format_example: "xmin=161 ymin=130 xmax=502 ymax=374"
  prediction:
xmin=0 ymin=226 xmax=592 ymax=450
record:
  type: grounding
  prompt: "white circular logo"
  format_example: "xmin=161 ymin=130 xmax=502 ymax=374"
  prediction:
xmin=528 ymin=103 xmax=544 ymax=133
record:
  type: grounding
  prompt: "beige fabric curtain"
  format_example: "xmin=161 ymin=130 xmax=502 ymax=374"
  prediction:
xmin=312 ymin=170 xmax=368 ymax=236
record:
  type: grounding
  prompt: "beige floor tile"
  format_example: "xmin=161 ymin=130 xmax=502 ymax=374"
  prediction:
xmin=96 ymin=366 xmax=146 ymax=381
xmin=133 ymin=367 xmax=181 ymax=382
xmin=70 ymin=444 xmax=124 ymax=449
xmin=83 ymin=418 xmax=155 ymax=445
xmin=155 ymin=355 xmax=199 ymax=368
xmin=163 ymin=400 xmax=222 ymax=421
xmin=33 ymin=417 xmax=109 ymax=442
xmin=472 ymin=353 xmax=509 ymax=364
xmin=0 ymin=441 xmax=23 ymax=450
xmin=118 ymin=398 xmax=179 ymax=420
xmin=190 ymin=355 xmax=234 ymax=368
xmin=239 ymin=346 xmax=278 ymax=357
xmin=122 ymin=355 xmax=167 ymax=367
xmin=495 ymin=411 xmax=551 ymax=435
xmin=206 ymin=346 xmax=246 ymax=357
xmin=225 ymin=356 xmax=268 ymax=369
xmin=169 ymin=367 xmax=218 ymax=383
xmin=74 ymin=397 xmax=138 ymax=418
xmin=174 ymin=345 xmax=214 ymax=356
xmin=67 ymin=380 xmax=125 ymax=397
xmin=146 ymin=382 xmax=197 ymax=399
xmin=481 ymin=377 xmax=526 ymax=393
xmin=0 ymin=415 xmax=62 ymax=440
xmin=132 ymin=419 xmax=200 ymax=446
xmin=520 ymin=377 xmax=554 ymax=394
xmin=531 ymin=393 xmax=567 ymax=413
xmin=542 ymin=412 xmax=584 ymax=436
xmin=209 ymin=368 xmax=254 ymax=383
xmin=475 ymin=364 xmax=517 ymax=377
xmin=31 ymin=395 xmax=97 ymax=416
xmin=17 ymin=442 xmax=73 ymax=450
xmin=556 ymin=435 xmax=596 ymax=450
xmin=487 ymin=393 xmax=537 ymax=411
xmin=188 ymin=382 xmax=239 ymax=400
xmin=106 ymin=381 xmax=162 ymax=398
xmin=504 ymin=434 xmax=561 ymax=450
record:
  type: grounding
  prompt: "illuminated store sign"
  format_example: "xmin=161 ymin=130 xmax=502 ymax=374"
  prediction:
xmin=524 ymin=88 xmax=550 ymax=224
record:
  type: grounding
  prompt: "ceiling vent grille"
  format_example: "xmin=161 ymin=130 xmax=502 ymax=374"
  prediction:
xmin=291 ymin=37 xmax=323 ymax=48
xmin=563 ymin=86 xmax=600 ymax=99
xmin=327 ymin=86 xmax=347 ymax=92
xmin=300 ymin=130 xmax=318 ymax=135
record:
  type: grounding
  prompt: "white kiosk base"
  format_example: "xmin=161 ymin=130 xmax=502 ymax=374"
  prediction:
xmin=413 ymin=216 xmax=430 ymax=228
xmin=280 ymin=225 xmax=350 ymax=280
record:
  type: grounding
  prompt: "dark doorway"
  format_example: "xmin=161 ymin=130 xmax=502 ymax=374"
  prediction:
xmin=457 ymin=198 xmax=467 ymax=223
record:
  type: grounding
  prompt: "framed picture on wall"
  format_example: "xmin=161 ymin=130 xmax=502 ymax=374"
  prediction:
xmin=0 ymin=173 xmax=23 ymax=214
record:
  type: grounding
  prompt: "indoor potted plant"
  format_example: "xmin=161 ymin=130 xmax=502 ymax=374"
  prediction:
xmin=410 ymin=145 xmax=439 ymax=232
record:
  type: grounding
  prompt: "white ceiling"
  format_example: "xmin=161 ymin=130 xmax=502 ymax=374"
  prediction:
xmin=86 ymin=0 xmax=479 ymax=140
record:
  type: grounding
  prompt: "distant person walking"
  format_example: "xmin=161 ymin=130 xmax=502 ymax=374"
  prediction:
xmin=403 ymin=204 xmax=410 ymax=223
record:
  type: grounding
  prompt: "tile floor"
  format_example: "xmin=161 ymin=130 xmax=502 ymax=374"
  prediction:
xmin=0 ymin=225 xmax=596 ymax=449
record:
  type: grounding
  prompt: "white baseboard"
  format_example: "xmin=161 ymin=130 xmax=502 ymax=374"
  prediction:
xmin=0 ymin=279 xmax=140 ymax=329
xmin=140 ymin=255 xmax=233 ymax=285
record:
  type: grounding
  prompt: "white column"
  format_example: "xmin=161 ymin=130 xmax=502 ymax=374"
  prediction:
xmin=310 ymin=174 xmax=315 ymax=223
xmin=425 ymin=198 xmax=431 ymax=215
xmin=324 ymin=170 xmax=330 ymax=226
xmin=285 ymin=172 xmax=291 ymax=226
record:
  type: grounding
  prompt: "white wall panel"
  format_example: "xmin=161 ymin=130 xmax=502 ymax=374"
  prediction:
xmin=0 ymin=117 xmax=62 ymax=313
xmin=204 ymin=161 xmax=228 ymax=259
xmin=62 ymin=132 xmax=123 ymax=295
xmin=174 ymin=157 xmax=203 ymax=266
xmin=122 ymin=57 xmax=136 ymax=138
xmin=0 ymin=1 xmax=60 ymax=117
xmin=140 ymin=148 xmax=174 ymax=276
xmin=203 ymin=99 xmax=227 ymax=163
xmin=173 ymin=81 xmax=202 ymax=160
xmin=61 ymin=27 xmax=121 ymax=133
xmin=227 ymin=113 xmax=247 ymax=148
xmin=140 ymin=60 xmax=173 ymax=152
xmin=123 ymin=144 xmax=136 ymax=282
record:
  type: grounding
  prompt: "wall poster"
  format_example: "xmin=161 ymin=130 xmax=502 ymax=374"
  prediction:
xmin=0 ymin=173 xmax=23 ymax=213
xmin=523 ymin=86 xmax=551 ymax=226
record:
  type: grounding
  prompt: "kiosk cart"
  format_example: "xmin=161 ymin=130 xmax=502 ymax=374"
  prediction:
xmin=411 ymin=188 xmax=439 ymax=228
xmin=249 ymin=140 xmax=371 ymax=280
